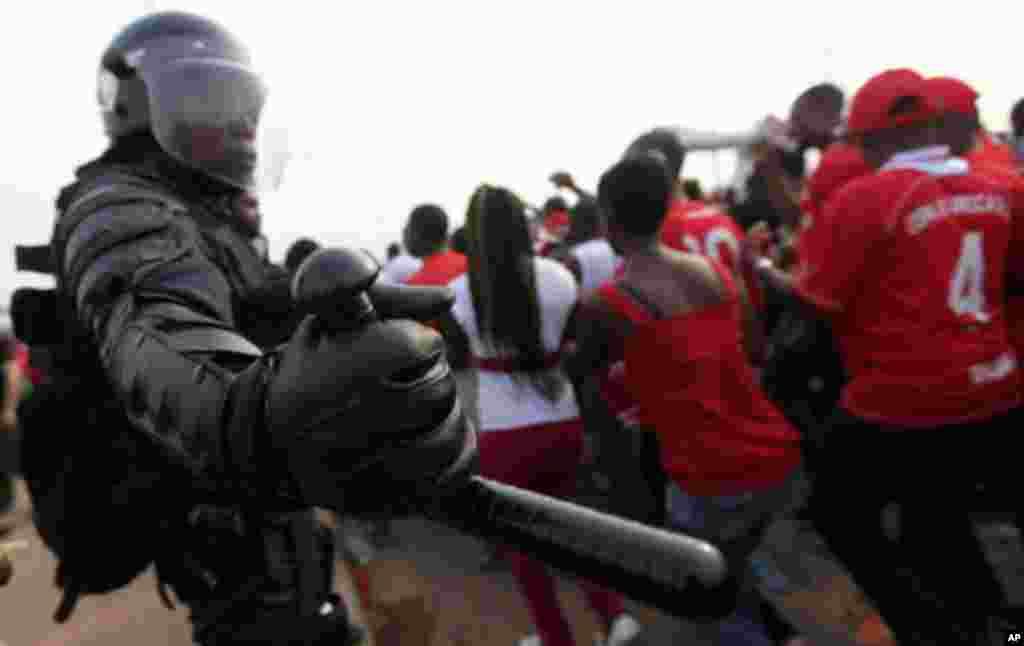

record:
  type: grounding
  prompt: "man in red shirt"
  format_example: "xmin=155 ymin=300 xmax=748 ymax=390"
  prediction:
xmin=746 ymin=68 xmax=1022 ymax=645
xmin=403 ymin=203 xmax=467 ymax=286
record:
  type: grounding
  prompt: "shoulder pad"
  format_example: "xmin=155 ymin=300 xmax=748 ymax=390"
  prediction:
xmin=53 ymin=173 xmax=187 ymax=275
xmin=62 ymin=174 xmax=186 ymax=224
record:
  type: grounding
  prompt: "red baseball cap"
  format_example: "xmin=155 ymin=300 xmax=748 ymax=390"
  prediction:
xmin=845 ymin=68 xmax=940 ymax=136
xmin=924 ymin=76 xmax=979 ymax=116
xmin=803 ymin=142 xmax=872 ymax=215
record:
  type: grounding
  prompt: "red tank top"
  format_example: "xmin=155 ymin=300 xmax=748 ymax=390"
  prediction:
xmin=599 ymin=261 xmax=800 ymax=496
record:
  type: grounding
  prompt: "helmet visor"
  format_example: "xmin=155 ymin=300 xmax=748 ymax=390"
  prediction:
xmin=143 ymin=57 xmax=270 ymax=190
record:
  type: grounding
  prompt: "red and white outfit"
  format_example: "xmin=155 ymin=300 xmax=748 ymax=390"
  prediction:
xmin=796 ymin=146 xmax=1022 ymax=426
xmin=450 ymin=257 xmax=579 ymax=433
xmin=449 ymin=256 xmax=626 ymax=646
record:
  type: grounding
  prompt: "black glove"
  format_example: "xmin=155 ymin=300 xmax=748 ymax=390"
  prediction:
xmin=266 ymin=247 xmax=477 ymax=516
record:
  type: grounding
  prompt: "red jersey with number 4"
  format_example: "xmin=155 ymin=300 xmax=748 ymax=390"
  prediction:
xmin=599 ymin=261 xmax=800 ymax=496
xmin=796 ymin=149 xmax=1021 ymax=426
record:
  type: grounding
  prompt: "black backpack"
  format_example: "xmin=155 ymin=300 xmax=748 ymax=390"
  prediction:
xmin=10 ymin=178 xmax=196 ymax=621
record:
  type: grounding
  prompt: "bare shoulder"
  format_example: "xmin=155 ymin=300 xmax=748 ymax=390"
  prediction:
xmin=665 ymin=250 xmax=729 ymax=303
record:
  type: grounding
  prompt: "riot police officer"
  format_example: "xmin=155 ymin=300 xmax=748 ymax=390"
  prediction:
xmin=12 ymin=11 xmax=475 ymax=645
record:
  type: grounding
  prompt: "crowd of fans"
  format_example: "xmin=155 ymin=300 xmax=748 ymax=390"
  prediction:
xmin=372 ymin=71 xmax=1024 ymax=646
xmin=5 ymin=69 xmax=1024 ymax=646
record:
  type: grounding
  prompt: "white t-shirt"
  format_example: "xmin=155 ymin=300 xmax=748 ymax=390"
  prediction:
xmin=379 ymin=254 xmax=423 ymax=284
xmin=449 ymin=257 xmax=580 ymax=431
xmin=570 ymin=238 xmax=621 ymax=297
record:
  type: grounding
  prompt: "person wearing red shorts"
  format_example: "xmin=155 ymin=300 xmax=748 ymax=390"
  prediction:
xmin=569 ymin=154 xmax=804 ymax=646
xmin=445 ymin=185 xmax=640 ymax=646
xmin=748 ymin=68 xmax=1023 ymax=645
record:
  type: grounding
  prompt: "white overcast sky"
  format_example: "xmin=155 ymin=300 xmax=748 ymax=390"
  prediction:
xmin=1 ymin=1 xmax=1021 ymax=304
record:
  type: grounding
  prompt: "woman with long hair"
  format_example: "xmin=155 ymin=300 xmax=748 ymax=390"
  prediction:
xmin=445 ymin=185 xmax=640 ymax=646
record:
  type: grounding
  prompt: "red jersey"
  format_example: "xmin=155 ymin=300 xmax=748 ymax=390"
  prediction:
xmin=660 ymin=199 xmax=744 ymax=273
xmin=404 ymin=250 xmax=468 ymax=286
xmin=969 ymin=133 xmax=1017 ymax=171
xmin=660 ymin=198 xmax=764 ymax=309
xmin=598 ymin=261 xmax=800 ymax=496
xmin=796 ymin=147 xmax=1021 ymax=426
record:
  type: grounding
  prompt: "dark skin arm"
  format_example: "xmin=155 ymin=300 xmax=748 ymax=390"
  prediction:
xmin=750 ymin=146 xmax=804 ymax=232
xmin=740 ymin=223 xmax=826 ymax=321
xmin=733 ymin=272 xmax=766 ymax=367
xmin=549 ymin=171 xmax=596 ymax=202
xmin=2 ymin=360 xmax=21 ymax=434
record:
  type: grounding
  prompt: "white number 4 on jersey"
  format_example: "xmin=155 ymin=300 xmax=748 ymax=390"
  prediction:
xmin=949 ymin=232 xmax=990 ymax=323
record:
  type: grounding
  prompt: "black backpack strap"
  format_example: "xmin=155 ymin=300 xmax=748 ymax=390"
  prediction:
xmin=616 ymin=282 xmax=667 ymax=320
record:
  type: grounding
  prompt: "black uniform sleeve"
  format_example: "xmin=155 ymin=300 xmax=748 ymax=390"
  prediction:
xmin=53 ymin=189 xmax=281 ymax=500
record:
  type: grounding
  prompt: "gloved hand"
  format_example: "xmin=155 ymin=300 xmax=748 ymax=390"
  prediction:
xmin=265 ymin=247 xmax=477 ymax=516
